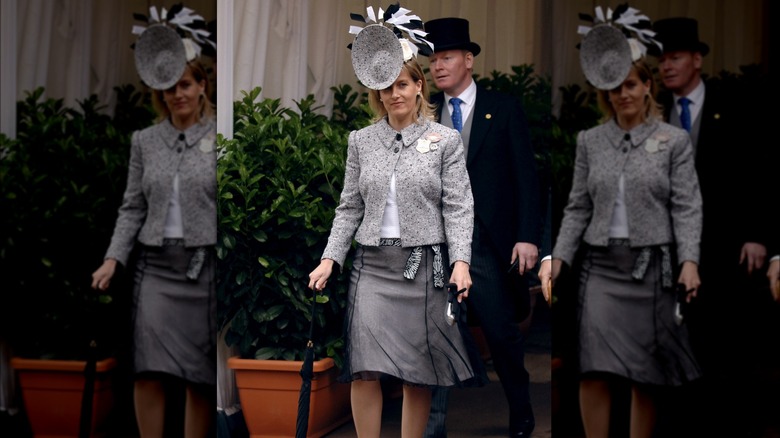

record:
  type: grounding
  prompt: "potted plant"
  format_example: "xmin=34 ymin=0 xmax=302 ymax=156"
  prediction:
xmin=1 ymin=86 xmax=155 ymax=437
xmin=217 ymin=86 xmax=370 ymax=436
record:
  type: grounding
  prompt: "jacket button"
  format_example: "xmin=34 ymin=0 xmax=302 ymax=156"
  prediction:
xmin=394 ymin=147 xmax=400 ymax=153
xmin=622 ymin=147 xmax=628 ymax=153
xmin=179 ymin=133 xmax=186 ymax=141
xmin=623 ymin=133 xmax=630 ymax=141
xmin=395 ymin=133 xmax=402 ymax=141
xmin=177 ymin=147 xmax=183 ymax=153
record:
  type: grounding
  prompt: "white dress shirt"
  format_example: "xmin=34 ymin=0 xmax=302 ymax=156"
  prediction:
xmin=444 ymin=79 xmax=477 ymax=126
xmin=674 ymin=80 xmax=706 ymax=126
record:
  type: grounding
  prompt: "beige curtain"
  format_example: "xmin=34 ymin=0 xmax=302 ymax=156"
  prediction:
xmin=231 ymin=0 xmax=551 ymax=118
xmin=0 ymin=0 xmax=216 ymax=415
xmin=551 ymin=0 xmax=768 ymax=114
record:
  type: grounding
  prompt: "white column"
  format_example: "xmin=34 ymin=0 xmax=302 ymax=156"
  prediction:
xmin=0 ymin=0 xmax=17 ymax=139
xmin=216 ymin=0 xmax=234 ymax=140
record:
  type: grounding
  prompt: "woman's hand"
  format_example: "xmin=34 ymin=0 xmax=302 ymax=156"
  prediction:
xmin=538 ymin=258 xmax=552 ymax=304
xmin=449 ymin=261 xmax=472 ymax=302
xmin=551 ymin=258 xmax=564 ymax=285
xmin=91 ymin=258 xmax=117 ymax=291
xmin=677 ymin=260 xmax=701 ymax=302
xmin=308 ymin=259 xmax=335 ymax=291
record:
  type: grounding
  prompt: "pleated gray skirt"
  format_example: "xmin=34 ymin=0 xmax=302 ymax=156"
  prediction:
xmin=132 ymin=243 xmax=216 ymax=385
xmin=578 ymin=243 xmax=701 ymax=386
xmin=340 ymin=244 xmax=478 ymax=387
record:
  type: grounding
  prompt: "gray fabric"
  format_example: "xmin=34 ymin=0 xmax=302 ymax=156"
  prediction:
xmin=322 ymin=117 xmax=473 ymax=266
xmin=441 ymin=102 xmax=473 ymax=157
xmin=577 ymin=244 xmax=701 ymax=386
xmin=106 ymin=118 xmax=217 ymax=266
xmin=671 ymin=104 xmax=701 ymax=151
xmin=340 ymin=245 xmax=476 ymax=387
xmin=553 ymin=119 xmax=702 ymax=266
xmin=132 ymin=244 xmax=216 ymax=385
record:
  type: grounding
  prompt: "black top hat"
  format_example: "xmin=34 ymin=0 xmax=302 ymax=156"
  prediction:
xmin=424 ymin=17 xmax=481 ymax=56
xmin=652 ymin=17 xmax=709 ymax=56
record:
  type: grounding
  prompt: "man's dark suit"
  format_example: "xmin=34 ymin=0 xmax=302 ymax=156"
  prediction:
xmin=659 ymin=81 xmax=773 ymax=437
xmin=427 ymin=85 xmax=541 ymax=436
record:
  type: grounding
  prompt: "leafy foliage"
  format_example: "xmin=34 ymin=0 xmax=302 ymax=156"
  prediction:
xmin=216 ymin=67 xmax=557 ymax=365
xmin=0 ymin=86 xmax=155 ymax=359
xmin=216 ymin=87 xmax=363 ymax=366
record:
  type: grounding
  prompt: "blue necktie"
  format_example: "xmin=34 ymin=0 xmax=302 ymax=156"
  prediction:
xmin=450 ymin=97 xmax=463 ymax=133
xmin=678 ymin=97 xmax=691 ymax=132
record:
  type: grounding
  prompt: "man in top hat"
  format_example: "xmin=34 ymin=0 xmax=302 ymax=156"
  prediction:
xmin=423 ymin=17 xmax=543 ymax=438
xmin=652 ymin=16 xmax=775 ymax=437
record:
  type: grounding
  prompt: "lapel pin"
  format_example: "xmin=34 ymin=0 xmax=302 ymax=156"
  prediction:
xmin=714 ymin=113 xmax=721 ymax=120
xmin=416 ymin=138 xmax=431 ymax=154
xmin=485 ymin=114 xmax=492 ymax=119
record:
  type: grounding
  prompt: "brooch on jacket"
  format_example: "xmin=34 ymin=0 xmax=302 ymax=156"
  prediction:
xmin=644 ymin=132 xmax=670 ymax=154
xmin=199 ymin=134 xmax=216 ymax=153
xmin=416 ymin=132 xmax=442 ymax=154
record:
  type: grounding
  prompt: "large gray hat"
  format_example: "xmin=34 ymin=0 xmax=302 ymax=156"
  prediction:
xmin=134 ymin=24 xmax=187 ymax=90
xmin=350 ymin=24 xmax=403 ymax=90
xmin=579 ymin=24 xmax=632 ymax=90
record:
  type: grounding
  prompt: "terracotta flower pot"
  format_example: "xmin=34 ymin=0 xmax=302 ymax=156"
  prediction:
xmin=228 ymin=356 xmax=352 ymax=438
xmin=11 ymin=357 xmax=117 ymax=438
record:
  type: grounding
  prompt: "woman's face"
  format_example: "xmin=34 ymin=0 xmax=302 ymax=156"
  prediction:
xmin=163 ymin=68 xmax=205 ymax=128
xmin=608 ymin=68 xmax=650 ymax=127
xmin=379 ymin=68 xmax=422 ymax=128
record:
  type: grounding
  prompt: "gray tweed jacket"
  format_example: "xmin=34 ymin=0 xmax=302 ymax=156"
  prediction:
xmin=553 ymin=118 xmax=702 ymax=266
xmin=105 ymin=118 xmax=217 ymax=266
xmin=322 ymin=117 xmax=474 ymax=267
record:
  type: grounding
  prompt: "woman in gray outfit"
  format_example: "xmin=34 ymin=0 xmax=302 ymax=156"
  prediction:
xmin=552 ymin=47 xmax=703 ymax=438
xmin=91 ymin=56 xmax=216 ymax=436
xmin=308 ymin=43 xmax=483 ymax=437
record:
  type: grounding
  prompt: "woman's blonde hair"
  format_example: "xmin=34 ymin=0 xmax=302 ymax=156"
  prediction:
xmin=367 ymin=57 xmax=436 ymax=124
xmin=597 ymin=59 xmax=662 ymax=124
xmin=151 ymin=60 xmax=215 ymax=123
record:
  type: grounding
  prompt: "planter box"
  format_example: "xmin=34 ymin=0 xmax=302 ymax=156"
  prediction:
xmin=10 ymin=357 xmax=118 ymax=438
xmin=228 ymin=356 xmax=352 ymax=438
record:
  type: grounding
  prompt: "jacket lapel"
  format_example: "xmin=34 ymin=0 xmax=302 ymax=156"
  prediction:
xmin=467 ymin=87 xmax=491 ymax=167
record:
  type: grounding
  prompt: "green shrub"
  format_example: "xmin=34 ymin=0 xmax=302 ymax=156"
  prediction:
xmin=0 ymin=86 xmax=155 ymax=359
xmin=216 ymin=87 xmax=361 ymax=366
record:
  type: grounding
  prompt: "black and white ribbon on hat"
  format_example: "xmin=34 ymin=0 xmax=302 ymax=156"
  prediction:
xmin=577 ymin=4 xmax=662 ymax=61
xmin=348 ymin=3 xmax=434 ymax=59
xmin=132 ymin=4 xmax=216 ymax=61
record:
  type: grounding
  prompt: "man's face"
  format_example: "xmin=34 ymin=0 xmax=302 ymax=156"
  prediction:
xmin=657 ymin=50 xmax=702 ymax=95
xmin=428 ymin=49 xmax=473 ymax=96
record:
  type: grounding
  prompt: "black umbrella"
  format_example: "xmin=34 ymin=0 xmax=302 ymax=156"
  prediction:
xmin=296 ymin=290 xmax=319 ymax=438
xmin=79 ymin=339 xmax=98 ymax=438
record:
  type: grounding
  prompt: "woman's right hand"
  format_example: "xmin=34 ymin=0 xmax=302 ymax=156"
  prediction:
xmin=551 ymin=258 xmax=564 ymax=286
xmin=91 ymin=258 xmax=117 ymax=291
xmin=308 ymin=259 xmax=334 ymax=291
xmin=677 ymin=260 xmax=701 ymax=302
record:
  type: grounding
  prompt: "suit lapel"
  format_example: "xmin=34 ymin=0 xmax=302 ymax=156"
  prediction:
xmin=467 ymin=87 xmax=491 ymax=167
xmin=432 ymin=88 xmax=490 ymax=167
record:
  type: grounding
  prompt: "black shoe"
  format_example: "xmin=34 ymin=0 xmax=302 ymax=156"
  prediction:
xmin=509 ymin=418 xmax=535 ymax=437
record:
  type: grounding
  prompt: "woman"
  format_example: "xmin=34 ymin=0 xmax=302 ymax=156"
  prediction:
xmin=91 ymin=49 xmax=216 ymax=436
xmin=308 ymin=26 xmax=482 ymax=437
xmin=552 ymin=39 xmax=703 ymax=437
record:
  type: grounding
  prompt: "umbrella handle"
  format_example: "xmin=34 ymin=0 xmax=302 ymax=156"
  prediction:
xmin=308 ymin=289 xmax=318 ymax=340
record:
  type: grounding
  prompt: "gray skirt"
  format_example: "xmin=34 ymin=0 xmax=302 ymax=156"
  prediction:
xmin=132 ymin=242 xmax=216 ymax=385
xmin=577 ymin=243 xmax=701 ymax=386
xmin=340 ymin=244 xmax=479 ymax=387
